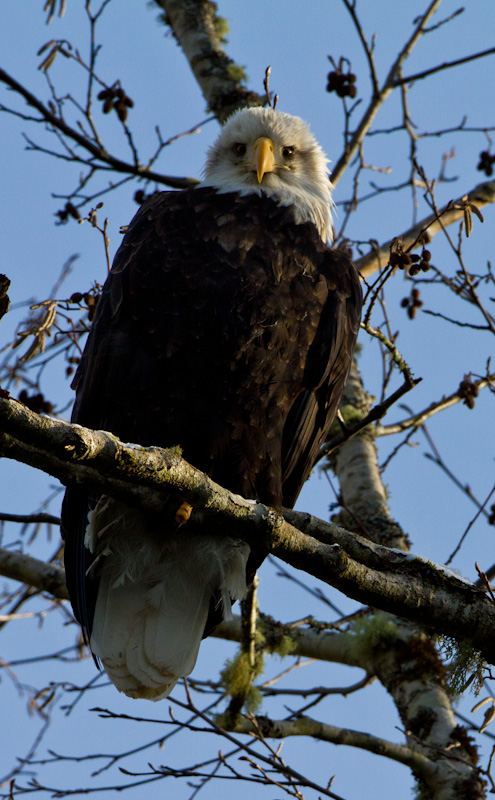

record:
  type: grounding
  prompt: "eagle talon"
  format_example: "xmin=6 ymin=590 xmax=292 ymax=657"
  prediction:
xmin=175 ymin=502 xmax=193 ymax=526
xmin=336 ymin=409 xmax=349 ymax=433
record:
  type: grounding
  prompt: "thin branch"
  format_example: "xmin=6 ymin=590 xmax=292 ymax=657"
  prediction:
xmin=341 ymin=0 xmax=380 ymax=97
xmin=396 ymin=46 xmax=495 ymax=86
xmin=260 ymin=674 xmax=374 ymax=698
xmin=0 ymin=511 xmax=60 ymax=525
xmin=229 ymin=714 xmax=435 ymax=776
xmin=377 ymin=373 xmax=495 ymax=436
xmin=446 ymin=483 xmax=495 ymax=565
xmin=360 ymin=321 xmax=417 ymax=385
xmin=422 ymin=308 xmax=492 ymax=330
xmin=355 ymin=179 xmax=495 ymax=278
xmin=330 ymin=0 xmax=443 ymax=187
xmin=0 ymin=67 xmax=197 ymax=190
xmin=170 ymin=693 xmax=347 ymax=800
xmin=420 ymin=421 xmax=491 ymax=520
xmin=318 ymin=374 xmax=420 ymax=458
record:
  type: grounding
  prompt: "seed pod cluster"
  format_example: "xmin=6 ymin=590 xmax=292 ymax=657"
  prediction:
xmin=477 ymin=151 xmax=495 ymax=177
xmin=390 ymin=245 xmax=432 ymax=275
xmin=18 ymin=389 xmax=54 ymax=415
xmin=400 ymin=288 xmax=423 ymax=320
xmin=65 ymin=355 xmax=80 ymax=378
xmin=85 ymin=292 xmax=99 ymax=321
xmin=97 ymin=84 xmax=134 ymax=122
xmin=409 ymin=248 xmax=432 ymax=276
xmin=326 ymin=68 xmax=357 ymax=98
xmin=488 ymin=504 xmax=495 ymax=526
xmin=458 ymin=375 xmax=479 ymax=410
xmin=55 ymin=202 xmax=80 ymax=225
xmin=69 ymin=290 xmax=100 ymax=322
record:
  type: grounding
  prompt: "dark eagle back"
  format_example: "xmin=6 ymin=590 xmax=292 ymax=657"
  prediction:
xmin=62 ymin=187 xmax=362 ymax=647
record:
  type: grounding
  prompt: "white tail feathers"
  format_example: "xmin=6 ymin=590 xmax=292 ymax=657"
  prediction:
xmin=85 ymin=497 xmax=250 ymax=701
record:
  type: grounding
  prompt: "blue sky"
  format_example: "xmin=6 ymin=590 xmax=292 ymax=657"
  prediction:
xmin=1 ymin=2 xmax=495 ymax=799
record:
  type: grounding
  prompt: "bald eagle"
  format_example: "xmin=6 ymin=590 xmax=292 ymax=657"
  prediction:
xmin=62 ymin=107 xmax=362 ymax=700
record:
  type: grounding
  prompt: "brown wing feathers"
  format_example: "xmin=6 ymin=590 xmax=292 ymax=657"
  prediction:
xmin=62 ymin=188 xmax=362 ymax=640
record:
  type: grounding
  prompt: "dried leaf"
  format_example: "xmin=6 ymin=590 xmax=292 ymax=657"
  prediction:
xmin=37 ymin=40 xmax=56 ymax=56
xmin=469 ymin=202 xmax=485 ymax=224
xmin=14 ymin=301 xmax=58 ymax=362
xmin=463 ymin=204 xmax=473 ymax=237
xmin=38 ymin=47 xmax=58 ymax=72
xmin=29 ymin=686 xmax=56 ymax=718
xmin=44 ymin=0 xmax=65 ymax=24
xmin=31 ymin=301 xmax=58 ymax=332
xmin=480 ymin=704 xmax=495 ymax=734
xmin=472 ymin=696 xmax=493 ymax=713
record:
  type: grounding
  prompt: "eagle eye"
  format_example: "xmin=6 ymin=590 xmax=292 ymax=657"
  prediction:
xmin=233 ymin=142 xmax=247 ymax=157
xmin=282 ymin=146 xmax=295 ymax=159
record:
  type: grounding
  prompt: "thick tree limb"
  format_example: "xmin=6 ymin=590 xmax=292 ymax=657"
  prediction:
xmin=0 ymin=395 xmax=494 ymax=665
xmin=0 ymin=545 xmax=366 ymax=669
xmin=232 ymin=714 xmax=435 ymax=775
xmin=155 ymin=0 xmax=263 ymax=121
xmin=0 ymin=547 xmax=68 ymax=601
xmin=331 ymin=359 xmax=485 ymax=798
xmin=217 ymin=614 xmax=361 ymax=667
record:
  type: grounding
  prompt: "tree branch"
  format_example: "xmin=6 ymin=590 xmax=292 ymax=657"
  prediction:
xmin=155 ymin=0 xmax=264 ymax=121
xmin=330 ymin=0 xmax=443 ymax=187
xmin=0 ymin=67 xmax=196 ymax=190
xmin=0 ymin=511 xmax=61 ymax=525
xmin=0 ymin=395 xmax=494 ymax=664
xmin=395 ymin=45 xmax=495 ymax=87
xmin=378 ymin=373 xmax=495 ymax=436
xmin=0 ymin=544 xmax=368 ymax=671
xmin=231 ymin=714 xmax=435 ymax=776
xmin=0 ymin=547 xmax=68 ymax=600
xmin=330 ymin=359 xmax=485 ymax=798
xmin=355 ymin=179 xmax=495 ymax=278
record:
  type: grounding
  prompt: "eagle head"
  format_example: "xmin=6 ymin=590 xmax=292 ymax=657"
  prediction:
xmin=202 ymin=107 xmax=334 ymax=243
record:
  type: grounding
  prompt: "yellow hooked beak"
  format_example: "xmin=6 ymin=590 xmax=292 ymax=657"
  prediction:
xmin=253 ymin=137 xmax=275 ymax=183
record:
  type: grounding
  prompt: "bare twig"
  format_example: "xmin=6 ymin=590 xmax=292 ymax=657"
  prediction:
xmin=396 ymin=46 xmax=495 ymax=87
xmin=0 ymin=67 xmax=197 ymax=190
xmin=331 ymin=0 xmax=443 ymax=187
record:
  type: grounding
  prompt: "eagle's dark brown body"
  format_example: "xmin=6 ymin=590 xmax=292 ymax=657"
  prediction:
xmin=62 ymin=186 xmax=361 ymax=698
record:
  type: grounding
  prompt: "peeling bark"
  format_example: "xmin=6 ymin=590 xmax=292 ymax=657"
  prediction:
xmin=331 ymin=361 xmax=486 ymax=799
